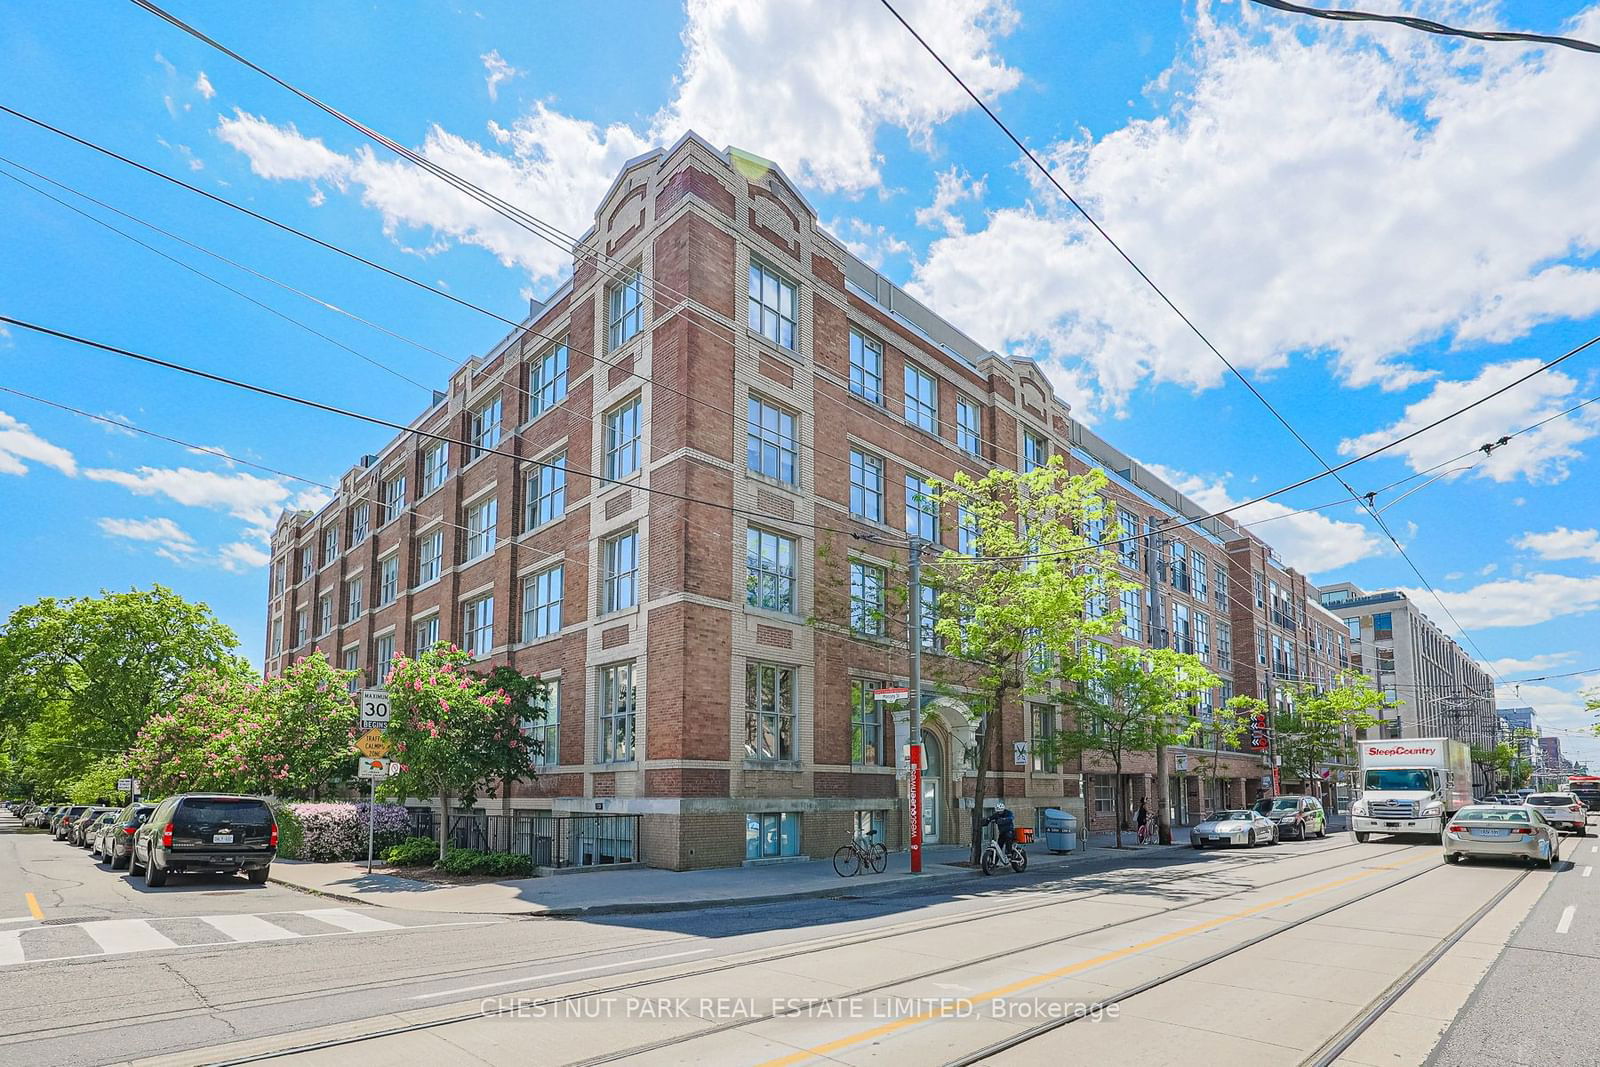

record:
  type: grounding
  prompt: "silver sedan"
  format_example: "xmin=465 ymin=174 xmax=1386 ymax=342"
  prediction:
xmin=1190 ymin=809 xmax=1277 ymax=849
xmin=1443 ymin=805 xmax=1559 ymax=868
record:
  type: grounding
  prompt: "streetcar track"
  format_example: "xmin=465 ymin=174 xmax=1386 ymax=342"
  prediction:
xmin=185 ymin=841 xmax=1417 ymax=1066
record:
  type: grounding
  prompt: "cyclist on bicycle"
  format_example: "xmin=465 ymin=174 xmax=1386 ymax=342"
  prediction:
xmin=983 ymin=802 xmax=1016 ymax=852
xmin=1136 ymin=798 xmax=1150 ymax=843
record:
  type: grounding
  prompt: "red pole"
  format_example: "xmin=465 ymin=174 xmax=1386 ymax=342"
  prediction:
xmin=909 ymin=742 xmax=923 ymax=873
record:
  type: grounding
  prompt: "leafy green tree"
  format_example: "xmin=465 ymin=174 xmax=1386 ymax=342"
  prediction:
xmin=1275 ymin=677 xmax=1387 ymax=795
xmin=382 ymin=644 xmax=547 ymax=859
xmin=1192 ymin=694 xmax=1265 ymax=812
xmin=926 ymin=459 xmax=1131 ymax=864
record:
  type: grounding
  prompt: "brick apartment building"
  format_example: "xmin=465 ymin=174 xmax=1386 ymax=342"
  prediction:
xmin=264 ymin=134 xmax=1328 ymax=868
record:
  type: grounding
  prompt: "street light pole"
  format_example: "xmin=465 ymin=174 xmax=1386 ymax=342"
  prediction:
xmin=907 ymin=538 xmax=924 ymax=875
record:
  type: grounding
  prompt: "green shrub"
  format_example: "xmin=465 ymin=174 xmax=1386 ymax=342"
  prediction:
xmin=434 ymin=847 xmax=533 ymax=878
xmin=270 ymin=801 xmax=305 ymax=860
xmin=384 ymin=836 xmax=440 ymax=867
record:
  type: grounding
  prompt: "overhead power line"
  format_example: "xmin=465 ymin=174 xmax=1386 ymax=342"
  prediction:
xmin=1246 ymin=0 xmax=1600 ymax=55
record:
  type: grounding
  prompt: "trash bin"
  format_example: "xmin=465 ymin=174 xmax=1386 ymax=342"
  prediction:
xmin=1040 ymin=808 xmax=1077 ymax=853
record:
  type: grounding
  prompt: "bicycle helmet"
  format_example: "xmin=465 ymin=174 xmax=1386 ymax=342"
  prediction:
xmin=993 ymin=802 xmax=1006 ymax=812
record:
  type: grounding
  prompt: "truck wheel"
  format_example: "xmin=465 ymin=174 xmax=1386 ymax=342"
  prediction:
xmin=1354 ymin=832 xmax=1370 ymax=843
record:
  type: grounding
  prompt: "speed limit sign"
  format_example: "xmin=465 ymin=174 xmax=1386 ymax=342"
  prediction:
xmin=359 ymin=689 xmax=391 ymax=730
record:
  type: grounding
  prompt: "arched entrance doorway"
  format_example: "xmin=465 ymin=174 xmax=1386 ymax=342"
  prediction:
xmin=922 ymin=729 xmax=944 ymax=844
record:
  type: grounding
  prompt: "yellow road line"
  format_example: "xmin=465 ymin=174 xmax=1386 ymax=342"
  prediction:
xmin=24 ymin=893 xmax=43 ymax=921
xmin=756 ymin=855 xmax=1432 ymax=1067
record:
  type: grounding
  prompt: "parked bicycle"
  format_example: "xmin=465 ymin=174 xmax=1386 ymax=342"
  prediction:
xmin=833 ymin=829 xmax=888 ymax=877
xmin=980 ymin=824 xmax=1030 ymax=875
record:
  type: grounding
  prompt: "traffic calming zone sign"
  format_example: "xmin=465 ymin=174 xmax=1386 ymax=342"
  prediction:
xmin=356 ymin=728 xmax=390 ymax=758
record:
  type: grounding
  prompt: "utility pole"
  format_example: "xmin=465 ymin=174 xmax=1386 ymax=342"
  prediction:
xmin=907 ymin=538 xmax=924 ymax=874
xmin=1145 ymin=521 xmax=1172 ymax=845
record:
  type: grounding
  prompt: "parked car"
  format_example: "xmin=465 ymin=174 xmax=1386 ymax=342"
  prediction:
xmin=1191 ymin=809 xmax=1278 ymax=849
xmin=78 ymin=811 xmax=117 ymax=849
xmin=52 ymin=805 xmax=89 ymax=840
xmin=1444 ymin=804 xmax=1559 ymax=868
xmin=24 ymin=805 xmax=56 ymax=828
xmin=130 ymin=794 xmax=278 ymax=887
xmin=1524 ymin=793 xmax=1588 ymax=836
xmin=95 ymin=803 xmax=156 ymax=869
xmin=70 ymin=807 xmax=112 ymax=847
xmin=1252 ymin=795 xmax=1327 ymax=841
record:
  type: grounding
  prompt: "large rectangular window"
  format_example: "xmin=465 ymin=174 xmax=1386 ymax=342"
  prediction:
xmin=1117 ymin=508 xmax=1140 ymax=568
xmin=905 ymin=472 xmax=938 ymax=541
xmin=524 ymin=454 xmax=567 ymax=531
xmin=1218 ymin=621 xmax=1232 ymax=670
xmin=747 ymin=261 xmax=796 ymax=349
xmin=920 ymin=584 xmax=940 ymax=652
xmin=746 ymin=528 xmax=796 ymax=614
xmin=529 ymin=343 xmax=569 ymax=416
xmin=351 ymin=503 xmax=370 ymax=544
xmin=605 ymin=397 xmax=642 ymax=480
xmin=1214 ymin=561 xmax=1229 ymax=611
xmin=422 ymin=442 xmax=448 ymax=494
xmin=322 ymin=527 xmax=339 ymax=567
xmin=468 ymin=395 xmax=502 ymax=463
xmin=851 ymin=679 xmax=888 ymax=766
xmin=608 ymin=269 xmax=644 ymax=350
xmin=1093 ymin=776 xmax=1116 ymax=814
xmin=848 ymin=330 xmax=883 ymax=404
xmin=345 ymin=577 xmax=363 ymax=623
xmin=1373 ymin=612 xmax=1394 ymax=640
xmin=849 ymin=450 xmax=884 ymax=523
xmin=1031 ymin=705 xmax=1057 ymax=772
xmin=462 ymin=595 xmax=494 ymax=658
xmin=955 ymin=399 xmax=981 ymax=455
xmin=746 ymin=396 xmax=797 ymax=484
xmin=412 ymin=615 xmax=439 ymax=656
xmin=1120 ymin=589 xmax=1142 ymax=642
xmin=745 ymin=812 xmax=799 ymax=860
xmin=1173 ymin=603 xmax=1192 ymax=653
xmin=379 ymin=556 xmax=399 ymax=606
xmin=316 ymin=595 xmax=333 ymax=638
xmin=1195 ymin=610 xmax=1210 ymax=663
xmin=417 ymin=530 xmax=443 ymax=585
xmin=602 ymin=529 xmax=639 ymax=613
xmin=903 ymin=363 xmax=937 ymax=433
xmin=465 ymin=497 xmax=498 ymax=561
xmin=522 ymin=565 xmax=563 ymax=641
xmin=1024 ymin=432 xmax=1048 ymax=472
xmin=1170 ymin=540 xmax=1190 ymax=592
xmin=599 ymin=662 xmax=635 ymax=762
xmin=958 ymin=506 xmax=979 ymax=555
xmin=341 ymin=644 xmax=360 ymax=688
xmin=524 ymin=678 xmax=559 ymax=766
xmin=375 ymin=633 xmax=395 ymax=684
xmin=745 ymin=662 xmax=796 ymax=761
xmin=381 ymin=475 xmax=406 ymax=525
xmin=850 ymin=561 xmax=885 ymax=636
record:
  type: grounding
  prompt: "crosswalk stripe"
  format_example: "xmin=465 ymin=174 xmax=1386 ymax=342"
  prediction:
xmin=301 ymin=908 xmax=402 ymax=933
xmin=81 ymin=918 xmax=179 ymax=955
xmin=199 ymin=913 xmax=298 ymax=943
xmin=0 ymin=931 xmax=22 ymax=966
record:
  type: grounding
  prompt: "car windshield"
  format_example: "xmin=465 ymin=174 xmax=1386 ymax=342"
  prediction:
xmin=1457 ymin=808 xmax=1529 ymax=822
xmin=1208 ymin=811 xmax=1254 ymax=821
xmin=1527 ymin=795 xmax=1570 ymax=806
xmin=1365 ymin=769 xmax=1432 ymax=791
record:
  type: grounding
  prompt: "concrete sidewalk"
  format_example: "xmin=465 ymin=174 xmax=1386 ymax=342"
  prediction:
xmin=270 ymin=829 xmax=1167 ymax=917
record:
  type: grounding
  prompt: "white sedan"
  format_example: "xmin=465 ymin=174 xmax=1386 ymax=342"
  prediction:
xmin=1190 ymin=809 xmax=1278 ymax=849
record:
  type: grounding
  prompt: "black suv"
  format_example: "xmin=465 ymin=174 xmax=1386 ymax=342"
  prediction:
xmin=130 ymin=794 xmax=277 ymax=887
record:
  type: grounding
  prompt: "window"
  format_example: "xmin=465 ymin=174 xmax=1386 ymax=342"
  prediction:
xmin=1195 ymin=611 xmax=1210 ymax=662
xmin=412 ymin=615 xmax=438 ymax=656
xmin=958 ymin=506 xmax=980 ymax=555
xmin=1024 ymin=432 xmax=1048 ymax=472
xmin=351 ymin=503 xmax=370 ymax=544
xmin=851 ymin=679 xmax=888 ymax=766
xmin=746 ymin=528 xmax=797 ymax=614
xmin=322 ymin=527 xmax=339 ymax=567
xmin=466 ymin=497 xmax=498 ymax=561
xmin=850 ymin=561 xmax=885 ymax=636
xmin=599 ymin=662 xmax=636 ymax=762
xmin=379 ymin=556 xmax=399 ymax=606
xmin=1084 ymin=501 xmax=1107 ymax=545
xmin=273 ymin=561 xmax=285 ymax=597
xmin=1031 ymin=705 xmax=1057 ymax=772
xmin=295 ymin=609 xmax=308 ymax=646
xmin=903 ymin=363 xmax=937 ymax=433
xmin=1172 ymin=603 xmax=1191 ymax=653
xmin=375 ymin=633 xmax=395 ymax=685
xmin=345 ymin=578 xmax=363 ymax=623
xmin=1346 ymin=617 xmax=1361 ymax=640
xmin=529 ymin=343 xmax=568 ymax=416
xmin=1120 ymin=589 xmax=1142 ymax=642
xmin=1170 ymin=541 xmax=1190 ymax=592
xmin=1194 ymin=552 xmax=1208 ymax=599
xmin=1214 ymin=562 xmax=1229 ymax=611
xmin=1117 ymin=513 xmax=1141 ymax=569
xmin=1253 ymin=572 xmax=1265 ymax=608
xmin=469 ymin=395 xmax=502 ymax=462
xmin=1218 ymin=621 xmax=1232 ymax=670
xmin=746 ymin=396 xmax=798 ymax=484
xmin=422 ymin=442 xmax=448 ymax=494
xmin=1093 ymin=776 xmax=1116 ymax=814
xmin=602 ymin=529 xmax=639 ymax=613
xmin=1373 ymin=612 xmax=1394 ymax=640
xmin=524 ymin=678 xmax=559 ymax=766
xmin=745 ymin=812 xmax=800 ymax=860
xmin=341 ymin=645 xmax=360 ymax=688
xmin=956 ymin=400 xmax=981 ymax=455
xmin=747 ymin=261 xmax=796 ymax=349
xmin=417 ymin=530 xmax=443 ymax=585
xmin=525 ymin=453 xmax=567 ymax=529
xmin=269 ymin=618 xmax=282 ymax=656
xmin=299 ymin=548 xmax=313 ymax=582
xmin=745 ymin=662 xmax=796 ymax=761
xmin=381 ymin=475 xmax=406 ymax=525
xmin=608 ymin=268 xmax=644 ymax=349
xmin=848 ymin=330 xmax=883 ymax=403
xmin=605 ymin=397 xmax=642 ymax=480
xmin=920 ymin=584 xmax=940 ymax=651
xmin=1256 ymin=626 xmax=1267 ymax=665
xmin=522 ymin=565 xmax=564 ymax=641
xmin=905 ymin=473 xmax=938 ymax=541
xmin=462 ymin=595 xmax=494 ymax=657
xmin=849 ymin=450 xmax=884 ymax=523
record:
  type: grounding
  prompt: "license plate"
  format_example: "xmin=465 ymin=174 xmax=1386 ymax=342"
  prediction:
xmin=1473 ymin=828 xmax=1508 ymax=838
xmin=213 ymin=832 xmax=233 ymax=844
xmin=1385 ymin=822 xmax=1400 ymax=828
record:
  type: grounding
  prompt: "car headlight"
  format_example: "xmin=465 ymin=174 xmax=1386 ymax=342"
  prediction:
xmin=1422 ymin=802 xmax=1444 ymax=816
xmin=1352 ymin=800 xmax=1368 ymax=816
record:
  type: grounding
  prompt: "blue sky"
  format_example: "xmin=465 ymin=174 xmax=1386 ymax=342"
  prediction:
xmin=2 ymin=0 xmax=1599 ymax=759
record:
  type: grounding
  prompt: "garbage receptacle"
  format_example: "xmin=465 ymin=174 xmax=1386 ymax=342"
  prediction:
xmin=1040 ymin=808 xmax=1077 ymax=853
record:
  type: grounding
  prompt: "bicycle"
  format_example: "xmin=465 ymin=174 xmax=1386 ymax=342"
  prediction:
xmin=833 ymin=829 xmax=888 ymax=877
xmin=980 ymin=826 xmax=1029 ymax=875
xmin=1137 ymin=819 xmax=1152 ymax=845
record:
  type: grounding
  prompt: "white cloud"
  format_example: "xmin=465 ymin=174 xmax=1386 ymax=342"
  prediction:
xmin=1143 ymin=462 xmax=1384 ymax=574
xmin=215 ymin=109 xmax=353 ymax=185
xmin=97 ymin=412 xmax=138 ymax=437
xmin=914 ymin=165 xmax=986 ymax=235
xmin=1481 ymin=651 xmax=1577 ymax=676
xmin=1515 ymin=526 xmax=1600 ymax=563
xmin=1400 ymin=573 xmax=1600 ymax=630
xmin=827 ymin=217 xmax=912 ymax=268
xmin=1338 ymin=359 xmax=1600 ymax=486
xmin=909 ymin=6 xmax=1600 ymax=414
xmin=0 ymin=411 xmax=77 ymax=478
xmin=219 ymin=541 xmax=271 ymax=572
xmin=194 ymin=71 xmax=215 ymax=100
xmin=82 ymin=464 xmax=298 ymax=535
xmin=97 ymin=516 xmax=199 ymax=558
xmin=481 ymin=50 xmax=522 ymax=102
xmin=0 ymin=324 xmax=12 ymax=348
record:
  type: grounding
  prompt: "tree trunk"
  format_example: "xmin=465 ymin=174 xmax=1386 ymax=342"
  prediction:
xmin=1111 ymin=754 xmax=1124 ymax=849
xmin=1154 ymin=736 xmax=1171 ymax=845
xmin=968 ymin=704 xmax=1002 ymax=866
xmin=437 ymin=790 xmax=451 ymax=862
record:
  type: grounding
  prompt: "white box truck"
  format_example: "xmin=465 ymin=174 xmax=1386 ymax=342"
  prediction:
xmin=1351 ymin=738 xmax=1473 ymax=844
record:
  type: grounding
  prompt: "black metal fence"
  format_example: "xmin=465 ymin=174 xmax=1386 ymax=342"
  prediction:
xmin=405 ymin=807 xmax=640 ymax=869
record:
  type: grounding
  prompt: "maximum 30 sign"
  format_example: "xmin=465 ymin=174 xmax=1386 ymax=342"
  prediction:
xmin=360 ymin=689 xmax=391 ymax=730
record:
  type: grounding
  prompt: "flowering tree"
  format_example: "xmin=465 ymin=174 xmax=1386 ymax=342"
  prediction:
xmin=382 ymin=645 xmax=546 ymax=859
